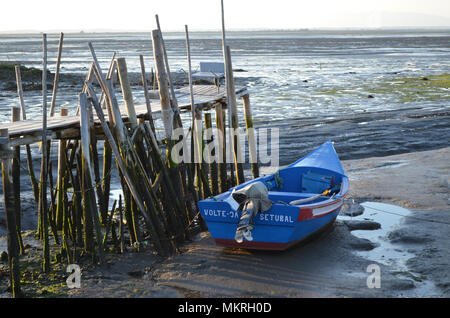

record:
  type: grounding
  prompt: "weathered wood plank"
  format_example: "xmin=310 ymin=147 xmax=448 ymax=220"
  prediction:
xmin=1 ymin=85 xmax=247 ymax=143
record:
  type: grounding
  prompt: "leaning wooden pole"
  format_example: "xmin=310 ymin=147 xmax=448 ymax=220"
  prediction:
xmin=220 ymin=1 xmax=245 ymax=185
xmin=225 ymin=45 xmax=245 ymax=184
xmin=184 ymin=25 xmax=202 ymax=168
xmin=205 ymin=113 xmax=218 ymax=195
xmin=11 ymin=107 xmax=24 ymax=255
xmin=116 ymin=57 xmax=138 ymax=130
xmin=139 ymin=54 xmax=156 ymax=133
xmin=242 ymin=94 xmax=259 ymax=178
xmin=79 ymin=93 xmax=105 ymax=263
xmin=14 ymin=65 xmax=39 ymax=202
xmin=151 ymin=30 xmax=174 ymax=155
xmin=0 ymin=128 xmax=21 ymax=297
xmin=55 ymin=108 xmax=68 ymax=229
xmin=49 ymin=32 xmax=64 ymax=117
xmin=155 ymin=14 xmax=182 ymax=129
xmin=185 ymin=25 xmax=211 ymax=208
xmin=215 ymin=103 xmax=228 ymax=193
xmin=87 ymin=85 xmax=168 ymax=256
xmin=39 ymin=33 xmax=50 ymax=273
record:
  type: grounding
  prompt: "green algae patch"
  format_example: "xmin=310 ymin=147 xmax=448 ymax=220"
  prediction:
xmin=367 ymin=74 xmax=450 ymax=103
xmin=0 ymin=63 xmax=49 ymax=82
xmin=316 ymin=74 xmax=449 ymax=105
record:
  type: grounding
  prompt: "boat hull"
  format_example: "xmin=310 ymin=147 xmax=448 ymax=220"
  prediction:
xmin=198 ymin=141 xmax=348 ymax=251
xmin=214 ymin=214 xmax=339 ymax=251
xmin=201 ymin=201 xmax=342 ymax=251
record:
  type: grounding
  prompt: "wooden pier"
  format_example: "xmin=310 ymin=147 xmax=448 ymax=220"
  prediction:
xmin=0 ymin=85 xmax=248 ymax=147
xmin=0 ymin=5 xmax=259 ymax=298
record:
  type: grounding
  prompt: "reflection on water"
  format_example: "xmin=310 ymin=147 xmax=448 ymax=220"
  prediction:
xmin=339 ymin=201 xmax=440 ymax=297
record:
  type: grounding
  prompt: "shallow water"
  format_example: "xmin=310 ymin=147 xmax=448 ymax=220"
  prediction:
xmin=339 ymin=201 xmax=441 ymax=297
xmin=1 ymin=30 xmax=449 ymax=163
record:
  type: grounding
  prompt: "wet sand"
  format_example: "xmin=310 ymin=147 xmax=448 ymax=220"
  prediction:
xmin=1 ymin=147 xmax=449 ymax=297
xmin=49 ymin=147 xmax=448 ymax=298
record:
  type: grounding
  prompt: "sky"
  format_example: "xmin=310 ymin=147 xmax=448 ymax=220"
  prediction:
xmin=1 ymin=0 xmax=449 ymax=32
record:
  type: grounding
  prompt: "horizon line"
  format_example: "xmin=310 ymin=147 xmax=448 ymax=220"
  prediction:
xmin=1 ymin=26 xmax=450 ymax=35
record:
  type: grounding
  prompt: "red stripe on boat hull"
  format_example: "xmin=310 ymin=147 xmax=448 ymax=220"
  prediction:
xmin=214 ymin=215 xmax=338 ymax=251
xmin=214 ymin=238 xmax=295 ymax=251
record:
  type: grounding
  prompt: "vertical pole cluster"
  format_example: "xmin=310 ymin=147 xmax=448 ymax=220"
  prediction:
xmin=0 ymin=11 xmax=259 ymax=298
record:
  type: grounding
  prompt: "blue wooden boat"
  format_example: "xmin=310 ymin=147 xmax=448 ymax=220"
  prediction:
xmin=198 ymin=141 xmax=349 ymax=251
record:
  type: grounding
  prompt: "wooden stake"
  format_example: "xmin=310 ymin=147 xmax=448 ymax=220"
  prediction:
xmin=55 ymin=108 xmax=68 ymax=228
xmin=14 ymin=66 xmax=39 ymax=202
xmin=0 ymin=128 xmax=21 ymax=297
xmin=204 ymin=113 xmax=218 ymax=195
xmin=215 ymin=103 xmax=228 ymax=193
xmin=49 ymin=32 xmax=64 ymax=117
xmin=151 ymin=30 xmax=173 ymax=141
xmin=225 ymin=45 xmax=245 ymax=185
xmin=118 ymin=194 xmax=125 ymax=253
xmin=99 ymin=52 xmax=117 ymax=109
xmin=185 ymin=25 xmax=202 ymax=165
xmin=79 ymin=93 xmax=105 ymax=263
xmin=242 ymin=94 xmax=259 ymax=178
xmin=116 ymin=57 xmax=138 ymax=129
xmin=139 ymin=54 xmax=156 ymax=133
xmin=155 ymin=14 xmax=183 ymax=129
xmin=87 ymin=85 xmax=168 ymax=256
xmin=39 ymin=33 xmax=50 ymax=273
xmin=11 ymin=107 xmax=24 ymax=255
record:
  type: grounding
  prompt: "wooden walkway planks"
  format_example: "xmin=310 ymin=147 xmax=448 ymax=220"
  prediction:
xmin=0 ymin=85 xmax=248 ymax=145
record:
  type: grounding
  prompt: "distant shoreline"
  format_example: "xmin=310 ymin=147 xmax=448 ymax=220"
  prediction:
xmin=1 ymin=27 xmax=450 ymax=35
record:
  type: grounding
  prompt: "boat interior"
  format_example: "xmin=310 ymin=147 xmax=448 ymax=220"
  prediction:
xmin=215 ymin=166 xmax=346 ymax=206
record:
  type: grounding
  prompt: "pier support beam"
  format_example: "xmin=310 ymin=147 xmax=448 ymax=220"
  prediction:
xmin=225 ymin=46 xmax=245 ymax=185
xmin=242 ymin=94 xmax=259 ymax=179
xmin=11 ymin=107 xmax=24 ymax=255
xmin=0 ymin=128 xmax=21 ymax=297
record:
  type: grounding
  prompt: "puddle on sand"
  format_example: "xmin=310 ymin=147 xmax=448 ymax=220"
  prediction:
xmin=339 ymin=201 xmax=440 ymax=297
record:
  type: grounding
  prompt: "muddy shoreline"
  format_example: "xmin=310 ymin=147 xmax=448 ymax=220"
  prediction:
xmin=1 ymin=146 xmax=448 ymax=298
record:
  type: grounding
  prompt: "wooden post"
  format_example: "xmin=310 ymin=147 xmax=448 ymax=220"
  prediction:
xmin=139 ymin=54 xmax=156 ymax=133
xmin=215 ymin=103 xmax=228 ymax=193
xmin=55 ymin=108 xmax=68 ymax=229
xmin=118 ymin=194 xmax=125 ymax=253
xmin=39 ymin=33 xmax=50 ymax=273
xmin=87 ymin=84 xmax=169 ymax=256
xmin=220 ymin=1 xmax=244 ymax=185
xmin=49 ymin=32 xmax=64 ymax=117
xmin=0 ymin=128 xmax=21 ymax=297
xmin=11 ymin=107 xmax=24 ymax=255
xmin=185 ymin=25 xmax=201 ymax=193
xmin=242 ymin=94 xmax=259 ymax=178
xmin=151 ymin=29 xmax=173 ymax=141
xmin=14 ymin=65 xmax=39 ymax=202
xmin=116 ymin=57 xmax=138 ymax=129
xmin=14 ymin=66 xmax=26 ymax=120
xmin=155 ymin=14 xmax=183 ymax=129
xmin=99 ymin=52 xmax=117 ymax=109
xmin=225 ymin=45 xmax=245 ymax=185
xmin=185 ymin=25 xmax=211 ymax=203
xmin=184 ymin=25 xmax=202 ymax=167
xmin=79 ymin=93 xmax=105 ymax=263
xmin=204 ymin=113 xmax=218 ymax=195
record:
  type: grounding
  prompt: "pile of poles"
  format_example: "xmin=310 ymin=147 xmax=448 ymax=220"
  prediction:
xmin=0 ymin=9 xmax=260 ymax=298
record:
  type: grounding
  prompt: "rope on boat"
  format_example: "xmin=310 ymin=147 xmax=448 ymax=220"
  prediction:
xmin=354 ymin=203 xmax=450 ymax=226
